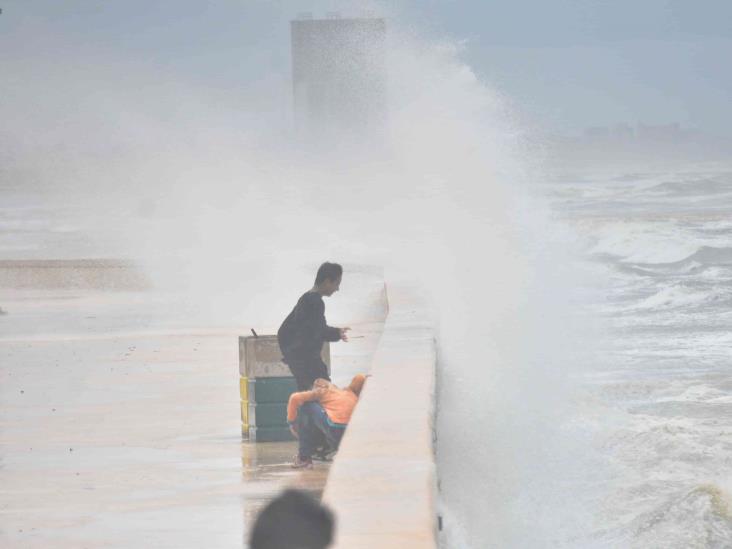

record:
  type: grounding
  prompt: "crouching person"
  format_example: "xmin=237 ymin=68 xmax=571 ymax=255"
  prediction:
xmin=287 ymin=374 xmax=367 ymax=469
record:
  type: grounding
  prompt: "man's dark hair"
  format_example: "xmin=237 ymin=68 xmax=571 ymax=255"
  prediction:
xmin=249 ymin=489 xmax=334 ymax=549
xmin=314 ymin=262 xmax=343 ymax=285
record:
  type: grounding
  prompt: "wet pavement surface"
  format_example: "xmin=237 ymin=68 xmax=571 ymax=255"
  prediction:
xmin=0 ymin=282 xmax=384 ymax=548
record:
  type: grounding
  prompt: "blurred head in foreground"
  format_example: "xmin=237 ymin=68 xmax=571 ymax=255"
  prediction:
xmin=249 ymin=489 xmax=334 ymax=549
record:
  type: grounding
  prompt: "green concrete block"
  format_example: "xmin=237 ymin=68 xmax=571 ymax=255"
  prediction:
xmin=249 ymin=402 xmax=289 ymax=428
xmin=248 ymin=426 xmax=295 ymax=442
xmin=248 ymin=377 xmax=298 ymax=403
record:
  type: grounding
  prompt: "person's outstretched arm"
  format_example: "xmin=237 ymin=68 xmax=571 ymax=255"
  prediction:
xmin=302 ymin=294 xmax=341 ymax=343
xmin=347 ymin=374 xmax=367 ymax=396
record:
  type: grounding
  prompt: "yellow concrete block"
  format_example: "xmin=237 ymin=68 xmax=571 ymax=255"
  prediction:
xmin=240 ymin=400 xmax=249 ymax=426
xmin=240 ymin=376 xmax=249 ymax=439
xmin=239 ymin=376 xmax=248 ymax=401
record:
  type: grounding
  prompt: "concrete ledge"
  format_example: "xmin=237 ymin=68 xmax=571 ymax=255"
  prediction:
xmin=323 ymin=283 xmax=437 ymax=549
xmin=0 ymin=259 xmax=149 ymax=290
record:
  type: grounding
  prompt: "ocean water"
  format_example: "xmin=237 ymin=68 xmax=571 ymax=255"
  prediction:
xmin=542 ymin=168 xmax=732 ymax=547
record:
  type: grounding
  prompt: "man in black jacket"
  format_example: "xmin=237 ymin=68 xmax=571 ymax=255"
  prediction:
xmin=278 ymin=262 xmax=350 ymax=390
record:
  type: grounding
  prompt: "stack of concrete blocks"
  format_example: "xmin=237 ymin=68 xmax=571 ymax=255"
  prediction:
xmin=239 ymin=335 xmax=331 ymax=442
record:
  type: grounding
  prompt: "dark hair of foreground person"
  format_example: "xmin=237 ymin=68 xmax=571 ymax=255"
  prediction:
xmin=249 ymin=489 xmax=334 ymax=549
xmin=314 ymin=262 xmax=343 ymax=285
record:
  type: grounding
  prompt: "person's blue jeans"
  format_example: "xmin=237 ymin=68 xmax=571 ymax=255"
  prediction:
xmin=295 ymin=402 xmax=345 ymax=460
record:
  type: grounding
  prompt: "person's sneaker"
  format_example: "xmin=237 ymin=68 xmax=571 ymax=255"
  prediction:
xmin=312 ymin=447 xmax=337 ymax=462
xmin=291 ymin=455 xmax=313 ymax=469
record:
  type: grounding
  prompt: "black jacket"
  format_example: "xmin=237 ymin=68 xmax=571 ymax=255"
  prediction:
xmin=278 ymin=291 xmax=341 ymax=363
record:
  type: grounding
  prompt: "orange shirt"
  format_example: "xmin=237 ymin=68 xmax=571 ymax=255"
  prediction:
xmin=287 ymin=374 xmax=367 ymax=426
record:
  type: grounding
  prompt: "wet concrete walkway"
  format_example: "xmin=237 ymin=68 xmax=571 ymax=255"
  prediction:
xmin=0 ymin=279 xmax=385 ymax=548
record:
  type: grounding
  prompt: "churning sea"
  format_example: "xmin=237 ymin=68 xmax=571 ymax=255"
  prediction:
xmin=545 ymin=167 xmax=732 ymax=547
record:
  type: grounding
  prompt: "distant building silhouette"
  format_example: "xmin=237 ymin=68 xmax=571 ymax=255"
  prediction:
xmin=584 ymin=122 xmax=690 ymax=144
xmin=290 ymin=15 xmax=386 ymax=140
xmin=636 ymin=123 xmax=683 ymax=142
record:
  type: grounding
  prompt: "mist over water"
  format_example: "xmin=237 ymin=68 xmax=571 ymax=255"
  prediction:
xmin=3 ymin=4 xmax=732 ymax=548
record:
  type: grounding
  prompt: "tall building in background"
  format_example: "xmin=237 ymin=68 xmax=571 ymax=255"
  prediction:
xmin=290 ymin=15 xmax=386 ymax=139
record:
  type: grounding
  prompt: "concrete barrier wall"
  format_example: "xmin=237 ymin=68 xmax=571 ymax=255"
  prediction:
xmin=322 ymin=283 xmax=438 ymax=549
xmin=0 ymin=259 xmax=149 ymax=290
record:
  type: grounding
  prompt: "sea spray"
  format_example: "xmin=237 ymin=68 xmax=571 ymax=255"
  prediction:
xmin=6 ymin=16 xmax=611 ymax=546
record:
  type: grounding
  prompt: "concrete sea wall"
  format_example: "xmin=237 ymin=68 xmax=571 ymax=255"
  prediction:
xmin=0 ymin=259 xmax=149 ymax=290
xmin=323 ymin=283 xmax=438 ymax=548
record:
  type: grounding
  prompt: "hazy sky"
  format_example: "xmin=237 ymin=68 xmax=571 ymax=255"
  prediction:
xmin=1 ymin=0 xmax=731 ymax=137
